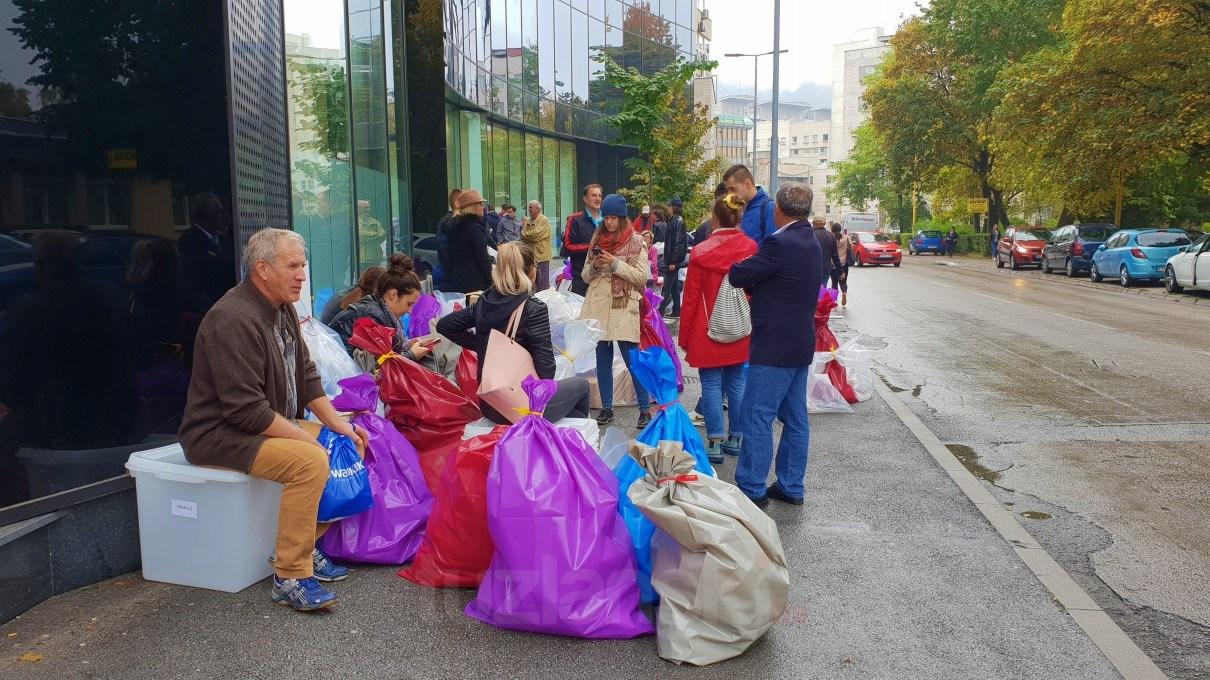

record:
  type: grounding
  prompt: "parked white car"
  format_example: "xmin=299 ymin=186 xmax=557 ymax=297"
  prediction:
xmin=1164 ymin=233 xmax=1210 ymax=293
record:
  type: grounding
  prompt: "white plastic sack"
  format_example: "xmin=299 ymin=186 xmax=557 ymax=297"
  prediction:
xmin=598 ymin=426 xmax=630 ymax=470
xmin=835 ymin=339 xmax=874 ymax=403
xmin=433 ymin=291 xmax=467 ymax=316
xmin=534 ymin=288 xmax=585 ymax=326
xmin=807 ymin=364 xmax=852 ymax=414
xmin=300 ymin=317 xmax=364 ymax=400
xmin=553 ymin=319 xmax=605 ymax=379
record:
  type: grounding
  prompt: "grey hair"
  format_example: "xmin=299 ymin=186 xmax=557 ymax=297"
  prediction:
xmin=775 ymin=182 xmax=814 ymax=218
xmin=528 ymin=200 xmax=542 ymax=211
xmin=244 ymin=227 xmax=306 ymax=271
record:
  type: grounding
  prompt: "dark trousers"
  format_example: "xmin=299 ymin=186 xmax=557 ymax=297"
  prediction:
xmin=659 ymin=268 xmax=681 ymax=315
xmin=482 ymin=377 xmax=590 ymax=424
xmin=569 ymin=254 xmax=588 ymax=296
xmin=535 ymin=261 xmax=550 ymax=292
xmin=830 ymin=265 xmax=849 ymax=293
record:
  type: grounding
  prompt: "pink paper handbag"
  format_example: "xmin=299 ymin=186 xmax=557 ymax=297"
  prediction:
xmin=477 ymin=301 xmax=538 ymax=423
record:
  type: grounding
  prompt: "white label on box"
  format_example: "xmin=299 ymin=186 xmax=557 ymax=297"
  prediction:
xmin=171 ymin=499 xmax=198 ymax=519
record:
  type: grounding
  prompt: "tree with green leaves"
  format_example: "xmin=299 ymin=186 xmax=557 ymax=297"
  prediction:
xmin=827 ymin=122 xmax=929 ymax=228
xmin=864 ymin=0 xmax=1066 ymax=230
xmin=990 ymin=0 xmax=1210 ymax=226
xmin=601 ymin=54 xmax=720 ymax=220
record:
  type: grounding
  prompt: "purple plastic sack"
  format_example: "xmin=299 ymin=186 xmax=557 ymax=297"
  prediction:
xmin=318 ymin=374 xmax=434 ymax=564
xmin=465 ymin=377 xmax=653 ymax=639
xmin=406 ymin=293 xmax=441 ymax=339
xmin=643 ymin=288 xmax=684 ymax=392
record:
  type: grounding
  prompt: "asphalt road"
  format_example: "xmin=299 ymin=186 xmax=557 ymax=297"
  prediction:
xmin=1 ymin=303 xmax=1125 ymax=679
xmin=843 ymin=253 xmax=1210 ymax=678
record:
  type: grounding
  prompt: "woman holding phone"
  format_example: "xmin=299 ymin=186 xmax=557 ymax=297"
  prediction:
xmin=438 ymin=242 xmax=590 ymax=424
xmin=329 ymin=253 xmax=432 ymax=362
xmin=580 ymin=193 xmax=652 ymax=428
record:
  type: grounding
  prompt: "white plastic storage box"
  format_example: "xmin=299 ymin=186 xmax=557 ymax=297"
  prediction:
xmin=126 ymin=444 xmax=282 ymax=592
xmin=462 ymin=416 xmax=601 ymax=451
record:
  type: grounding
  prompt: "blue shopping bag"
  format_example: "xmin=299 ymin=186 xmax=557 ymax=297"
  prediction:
xmin=613 ymin=347 xmax=715 ymax=603
xmin=317 ymin=427 xmax=374 ymax=522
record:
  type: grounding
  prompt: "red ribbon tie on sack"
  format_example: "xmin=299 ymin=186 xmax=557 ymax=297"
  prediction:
xmin=657 ymin=474 xmax=699 ymax=485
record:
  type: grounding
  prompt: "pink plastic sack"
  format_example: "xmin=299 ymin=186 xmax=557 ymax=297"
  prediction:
xmin=318 ymin=374 xmax=434 ymax=564
xmin=465 ymin=377 xmax=653 ymax=639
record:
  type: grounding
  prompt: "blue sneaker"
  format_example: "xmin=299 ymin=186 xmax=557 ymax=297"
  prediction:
xmin=312 ymin=548 xmax=350 ymax=582
xmin=271 ymin=576 xmax=337 ymax=611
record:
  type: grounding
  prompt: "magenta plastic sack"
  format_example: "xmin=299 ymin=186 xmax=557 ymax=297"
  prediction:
xmin=406 ymin=293 xmax=441 ymax=339
xmin=642 ymin=288 xmax=684 ymax=391
xmin=318 ymin=374 xmax=434 ymax=564
xmin=465 ymin=377 xmax=653 ymax=639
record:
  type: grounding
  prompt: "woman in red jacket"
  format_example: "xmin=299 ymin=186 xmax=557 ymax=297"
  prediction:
xmin=678 ymin=194 xmax=758 ymax=463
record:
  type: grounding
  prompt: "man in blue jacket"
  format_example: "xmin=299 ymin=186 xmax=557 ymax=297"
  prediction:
xmin=723 ymin=164 xmax=777 ymax=244
xmin=728 ymin=181 xmax=822 ymax=508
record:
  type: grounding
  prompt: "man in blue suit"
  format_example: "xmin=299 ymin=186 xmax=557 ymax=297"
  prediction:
xmin=729 ymin=182 xmax=822 ymax=508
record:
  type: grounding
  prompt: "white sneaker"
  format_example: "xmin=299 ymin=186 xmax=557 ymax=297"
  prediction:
xmin=691 ymin=412 xmax=706 ymax=427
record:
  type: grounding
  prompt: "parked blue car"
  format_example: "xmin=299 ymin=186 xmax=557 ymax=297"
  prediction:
xmin=909 ymin=230 xmax=945 ymax=255
xmin=1089 ymin=228 xmax=1192 ymax=287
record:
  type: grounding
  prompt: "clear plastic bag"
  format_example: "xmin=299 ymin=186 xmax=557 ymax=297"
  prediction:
xmin=433 ymin=291 xmax=467 ymax=316
xmin=597 ymin=426 xmax=630 ymax=470
xmin=807 ymin=362 xmax=853 ymax=414
xmin=535 ymin=288 xmax=585 ymax=326
xmin=553 ymin=319 xmax=605 ymax=379
xmin=300 ymin=317 xmax=364 ymax=400
xmin=836 ymin=339 xmax=874 ymax=403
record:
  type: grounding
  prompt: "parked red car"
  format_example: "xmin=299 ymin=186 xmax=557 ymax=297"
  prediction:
xmin=853 ymin=232 xmax=902 ymax=267
xmin=996 ymin=228 xmax=1048 ymax=270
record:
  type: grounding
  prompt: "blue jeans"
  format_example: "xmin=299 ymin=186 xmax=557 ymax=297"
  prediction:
xmin=699 ymin=364 xmax=746 ymax=440
xmin=735 ymin=365 xmax=811 ymax=500
xmin=595 ymin=341 xmax=650 ymax=412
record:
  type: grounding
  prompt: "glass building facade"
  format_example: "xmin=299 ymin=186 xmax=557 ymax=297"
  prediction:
xmin=0 ymin=0 xmax=703 ymax=621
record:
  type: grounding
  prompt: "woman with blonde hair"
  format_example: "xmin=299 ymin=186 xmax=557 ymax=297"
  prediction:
xmin=439 ymin=241 xmax=590 ymax=424
xmin=580 ymin=193 xmax=652 ymax=428
xmin=678 ymin=193 xmax=758 ymax=462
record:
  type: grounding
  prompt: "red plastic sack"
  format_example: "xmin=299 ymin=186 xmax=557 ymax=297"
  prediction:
xmin=454 ymin=349 xmax=479 ymax=405
xmin=399 ymin=427 xmax=507 ymax=588
xmin=349 ymin=317 xmax=480 ymax=492
xmin=825 ymin=355 xmax=860 ymax=404
xmin=815 ymin=288 xmax=840 ymax=352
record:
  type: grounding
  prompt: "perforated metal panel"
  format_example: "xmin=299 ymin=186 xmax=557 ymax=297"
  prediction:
xmin=225 ymin=0 xmax=291 ymax=253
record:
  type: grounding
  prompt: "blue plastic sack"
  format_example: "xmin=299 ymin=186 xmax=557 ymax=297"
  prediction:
xmin=317 ymin=427 xmax=374 ymax=522
xmin=614 ymin=347 xmax=715 ymax=603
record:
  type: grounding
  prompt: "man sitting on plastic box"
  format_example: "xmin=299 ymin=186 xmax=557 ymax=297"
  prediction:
xmin=179 ymin=228 xmax=368 ymax=612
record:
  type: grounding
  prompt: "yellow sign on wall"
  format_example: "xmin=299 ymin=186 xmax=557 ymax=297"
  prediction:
xmin=967 ymin=197 xmax=989 ymax=213
xmin=107 ymin=149 xmax=137 ymax=170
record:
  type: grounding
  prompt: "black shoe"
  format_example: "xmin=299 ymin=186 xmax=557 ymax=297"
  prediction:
xmin=595 ymin=408 xmax=615 ymax=425
xmin=766 ymin=484 xmax=804 ymax=505
xmin=636 ymin=411 xmax=651 ymax=429
xmin=749 ymin=496 xmax=770 ymax=509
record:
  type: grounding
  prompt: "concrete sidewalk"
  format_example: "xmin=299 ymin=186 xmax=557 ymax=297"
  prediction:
xmin=2 ymin=322 xmax=1122 ymax=679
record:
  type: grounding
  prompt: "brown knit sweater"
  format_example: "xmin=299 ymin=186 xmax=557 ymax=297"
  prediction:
xmin=179 ymin=278 xmax=325 ymax=472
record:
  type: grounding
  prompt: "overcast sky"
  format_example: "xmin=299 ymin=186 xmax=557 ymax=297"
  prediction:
xmin=705 ymin=0 xmax=922 ymax=92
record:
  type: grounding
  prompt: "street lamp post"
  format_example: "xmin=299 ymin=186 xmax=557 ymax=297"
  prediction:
xmin=724 ymin=48 xmax=788 ymax=184
xmin=770 ymin=0 xmax=782 ymax=196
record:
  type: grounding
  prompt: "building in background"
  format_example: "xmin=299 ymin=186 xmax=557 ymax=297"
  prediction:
xmin=0 ymin=0 xmax=713 ymax=623
xmin=714 ymin=113 xmax=753 ymax=171
xmin=751 ymin=115 xmax=832 ymax=218
xmin=828 ymin=27 xmax=890 ymax=219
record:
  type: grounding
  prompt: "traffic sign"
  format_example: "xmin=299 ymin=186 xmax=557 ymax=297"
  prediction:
xmin=967 ymin=198 xmax=989 ymax=213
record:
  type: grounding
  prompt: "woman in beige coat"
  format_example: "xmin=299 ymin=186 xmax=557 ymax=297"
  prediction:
xmin=580 ymin=193 xmax=651 ymax=428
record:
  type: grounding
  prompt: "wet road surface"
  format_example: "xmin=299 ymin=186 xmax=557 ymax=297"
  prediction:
xmin=843 ymin=254 xmax=1210 ymax=678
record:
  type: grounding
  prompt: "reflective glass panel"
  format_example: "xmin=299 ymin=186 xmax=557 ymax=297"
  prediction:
xmin=509 ymin=128 xmax=526 ymax=209
xmin=492 ymin=123 xmax=509 ymax=206
xmin=554 ymin=1 xmax=571 ymax=99
xmin=588 ymin=18 xmax=606 ymax=113
xmin=350 ymin=0 xmax=392 ymax=271
xmin=571 ymin=9 xmax=589 ymax=105
xmin=537 ymin=0 xmax=555 ymax=103
xmin=525 ymin=133 xmax=543 ymax=213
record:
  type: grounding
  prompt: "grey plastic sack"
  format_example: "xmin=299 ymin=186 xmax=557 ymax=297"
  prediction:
xmin=626 ymin=440 xmax=790 ymax=666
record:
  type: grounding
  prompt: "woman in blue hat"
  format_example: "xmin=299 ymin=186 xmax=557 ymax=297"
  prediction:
xmin=580 ymin=193 xmax=652 ymax=429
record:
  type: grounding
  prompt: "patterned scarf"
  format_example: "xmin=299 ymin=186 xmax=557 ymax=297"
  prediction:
xmin=592 ymin=224 xmax=642 ymax=309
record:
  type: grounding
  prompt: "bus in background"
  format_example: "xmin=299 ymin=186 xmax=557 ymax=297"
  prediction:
xmin=843 ymin=213 xmax=880 ymax=233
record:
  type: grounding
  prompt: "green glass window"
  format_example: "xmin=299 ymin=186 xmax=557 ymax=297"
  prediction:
xmin=559 ymin=140 xmax=577 ymax=243
xmin=525 ymin=132 xmax=543 ymax=214
xmin=542 ymin=136 xmax=559 ymax=234
xmin=492 ymin=123 xmax=510 ymax=206
xmin=285 ymin=0 xmax=355 ymax=303
xmin=349 ymin=0 xmax=391 ymax=272
xmin=509 ymin=128 xmax=526 ymax=210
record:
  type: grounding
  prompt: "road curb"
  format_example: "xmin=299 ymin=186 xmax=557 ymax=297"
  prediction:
xmin=873 ymin=378 xmax=1168 ymax=680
